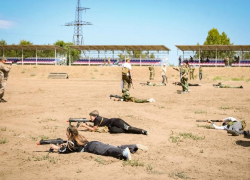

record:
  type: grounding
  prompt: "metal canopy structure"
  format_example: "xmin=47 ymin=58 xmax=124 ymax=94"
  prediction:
xmin=176 ymin=45 xmax=250 ymax=51
xmin=68 ymin=45 xmax=170 ymax=66
xmin=0 ymin=45 xmax=67 ymax=51
xmin=176 ymin=45 xmax=250 ymax=67
xmin=69 ymin=45 xmax=170 ymax=51
xmin=0 ymin=45 xmax=67 ymax=65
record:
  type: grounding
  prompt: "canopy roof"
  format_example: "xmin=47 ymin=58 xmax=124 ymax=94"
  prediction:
xmin=69 ymin=45 xmax=170 ymax=51
xmin=176 ymin=45 xmax=250 ymax=51
xmin=0 ymin=45 xmax=67 ymax=51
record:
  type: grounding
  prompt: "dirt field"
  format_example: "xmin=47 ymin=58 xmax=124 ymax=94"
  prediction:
xmin=0 ymin=65 xmax=250 ymax=180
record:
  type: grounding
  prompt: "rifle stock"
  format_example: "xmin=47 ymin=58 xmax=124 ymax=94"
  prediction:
xmin=196 ymin=120 xmax=220 ymax=122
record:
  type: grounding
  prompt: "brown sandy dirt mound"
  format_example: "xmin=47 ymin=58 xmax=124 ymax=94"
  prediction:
xmin=0 ymin=65 xmax=250 ymax=180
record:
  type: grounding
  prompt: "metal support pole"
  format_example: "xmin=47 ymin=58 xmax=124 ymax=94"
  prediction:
xmin=69 ymin=48 xmax=71 ymax=66
xmin=22 ymin=48 xmax=23 ymax=65
xmin=216 ymin=48 xmax=217 ymax=67
xmin=55 ymin=48 xmax=57 ymax=65
xmin=240 ymin=51 xmax=242 ymax=67
xmin=36 ymin=48 xmax=37 ymax=66
xmin=199 ymin=48 xmax=200 ymax=65
xmin=2 ymin=47 xmax=4 ymax=57
xmin=89 ymin=49 xmax=90 ymax=66
xmin=140 ymin=49 xmax=141 ymax=67
xmin=182 ymin=51 xmax=184 ymax=65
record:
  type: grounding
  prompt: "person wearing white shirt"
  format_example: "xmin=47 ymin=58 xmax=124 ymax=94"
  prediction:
xmin=161 ymin=64 xmax=167 ymax=84
xmin=121 ymin=58 xmax=132 ymax=90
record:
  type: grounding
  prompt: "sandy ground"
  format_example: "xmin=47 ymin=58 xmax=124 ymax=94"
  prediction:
xmin=0 ymin=65 xmax=250 ymax=180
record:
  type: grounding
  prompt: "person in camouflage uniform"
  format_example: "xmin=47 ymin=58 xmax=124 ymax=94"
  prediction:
xmin=142 ymin=81 xmax=166 ymax=86
xmin=213 ymin=82 xmax=243 ymax=89
xmin=115 ymin=88 xmax=155 ymax=103
xmin=0 ymin=57 xmax=12 ymax=102
xmin=149 ymin=65 xmax=155 ymax=80
xmin=189 ymin=65 xmax=195 ymax=80
xmin=103 ymin=58 xmax=106 ymax=66
xmin=174 ymin=64 xmax=189 ymax=93
xmin=108 ymin=57 xmax=111 ymax=66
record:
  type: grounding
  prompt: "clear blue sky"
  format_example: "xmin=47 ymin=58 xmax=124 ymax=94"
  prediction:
xmin=1 ymin=0 xmax=250 ymax=65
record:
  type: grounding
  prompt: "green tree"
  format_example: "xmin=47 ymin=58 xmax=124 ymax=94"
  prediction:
xmin=196 ymin=28 xmax=235 ymax=60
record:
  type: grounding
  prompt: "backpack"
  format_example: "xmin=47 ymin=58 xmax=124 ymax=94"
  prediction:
xmin=122 ymin=67 xmax=129 ymax=74
xmin=241 ymin=121 xmax=246 ymax=130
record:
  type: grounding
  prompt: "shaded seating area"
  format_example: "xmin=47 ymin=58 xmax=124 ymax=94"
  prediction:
xmin=16 ymin=58 xmax=56 ymax=65
xmin=176 ymin=45 xmax=250 ymax=67
xmin=73 ymin=58 xmax=118 ymax=65
xmin=5 ymin=57 xmax=20 ymax=64
xmin=232 ymin=60 xmax=250 ymax=67
xmin=69 ymin=45 xmax=170 ymax=66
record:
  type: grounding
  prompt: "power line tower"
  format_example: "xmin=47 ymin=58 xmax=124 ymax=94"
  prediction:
xmin=64 ymin=0 xmax=92 ymax=45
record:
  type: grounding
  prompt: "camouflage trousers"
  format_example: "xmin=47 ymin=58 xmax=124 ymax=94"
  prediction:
xmin=189 ymin=72 xmax=194 ymax=80
xmin=181 ymin=77 xmax=188 ymax=91
xmin=0 ymin=79 xmax=6 ymax=99
xmin=134 ymin=98 xmax=148 ymax=103
xmin=149 ymin=72 xmax=154 ymax=80
xmin=122 ymin=75 xmax=131 ymax=90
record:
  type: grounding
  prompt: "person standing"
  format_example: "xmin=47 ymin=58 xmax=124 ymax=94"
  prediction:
xmin=180 ymin=64 xmax=189 ymax=93
xmin=161 ymin=64 xmax=167 ymax=84
xmin=103 ymin=58 xmax=106 ymax=66
xmin=0 ymin=57 xmax=12 ymax=102
xmin=199 ymin=66 xmax=203 ymax=80
xmin=122 ymin=58 xmax=132 ymax=90
xmin=149 ymin=65 xmax=155 ymax=80
xmin=189 ymin=65 xmax=195 ymax=80
xmin=108 ymin=57 xmax=111 ymax=66
xmin=178 ymin=56 xmax=181 ymax=66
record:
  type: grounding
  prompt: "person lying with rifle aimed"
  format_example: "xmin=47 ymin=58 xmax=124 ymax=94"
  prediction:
xmin=77 ymin=110 xmax=149 ymax=135
xmin=140 ymin=81 xmax=166 ymax=86
xmin=110 ymin=88 xmax=155 ymax=103
xmin=213 ymin=82 xmax=243 ymax=89
xmin=46 ymin=125 xmax=148 ymax=160
xmin=202 ymin=117 xmax=249 ymax=137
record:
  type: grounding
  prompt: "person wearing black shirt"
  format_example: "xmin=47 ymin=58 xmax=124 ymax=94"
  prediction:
xmin=50 ymin=126 xmax=148 ymax=160
xmin=78 ymin=110 xmax=149 ymax=135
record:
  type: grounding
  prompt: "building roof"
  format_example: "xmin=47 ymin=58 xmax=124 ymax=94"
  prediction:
xmin=176 ymin=45 xmax=250 ymax=51
xmin=0 ymin=45 xmax=67 ymax=51
xmin=69 ymin=45 xmax=170 ymax=51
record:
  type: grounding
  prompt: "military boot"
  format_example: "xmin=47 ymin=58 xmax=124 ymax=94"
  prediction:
xmin=127 ymin=127 xmax=148 ymax=135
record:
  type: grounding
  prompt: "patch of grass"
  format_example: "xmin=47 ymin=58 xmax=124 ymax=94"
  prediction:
xmin=219 ymin=106 xmax=232 ymax=110
xmin=21 ymin=70 xmax=25 ymax=74
xmin=213 ymin=76 xmax=222 ymax=81
xmin=76 ymin=169 xmax=82 ymax=173
xmin=159 ymin=106 xmax=165 ymax=109
xmin=13 ymin=133 xmax=20 ymax=136
xmin=200 ymin=149 xmax=204 ymax=153
xmin=146 ymin=164 xmax=153 ymax=171
xmin=179 ymin=132 xmax=205 ymax=140
xmin=245 ymin=78 xmax=250 ymax=82
xmin=95 ymin=157 xmax=106 ymax=165
xmin=169 ymin=135 xmax=181 ymax=143
xmin=0 ymin=138 xmax=8 ymax=144
xmin=33 ymin=66 xmax=37 ymax=68
xmin=196 ymin=124 xmax=215 ymax=129
xmin=33 ymin=153 xmax=57 ymax=164
xmin=30 ymin=73 xmax=36 ymax=77
xmin=125 ymin=115 xmax=133 ymax=118
xmin=94 ymin=69 xmax=98 ymax=72
xmin=39 ymin=135 xmax=49 ymax=140
xmin=1 ymin=127 xmax=6 ymax=131
xmin=194 ymin=110 xmax=207 ymax=114
xmin=231 ymin=77 xmax=243 ymax=81
xmin=91 ymin=76 xmax=95 ymax=79
xmin=30 ymin=136 xmax=38 ymax=141
xmin=123 ymin=159 xmax=144 ymax=167
xmin=169 ymin=172 xmax=190 ymax=179
xmin=100 ymin=73 xmax=104 ymax=76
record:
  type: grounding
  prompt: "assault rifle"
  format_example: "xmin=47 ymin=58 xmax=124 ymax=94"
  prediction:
xmin=109 ymin=94 xmax=122 ymax=99
xmin=67 ymin=118 xmax=92 ymax=127
xmin=37 ymin=138 xmax=67 ymax=152
xmin=196 ymin=120 xmax=221 ymax=122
